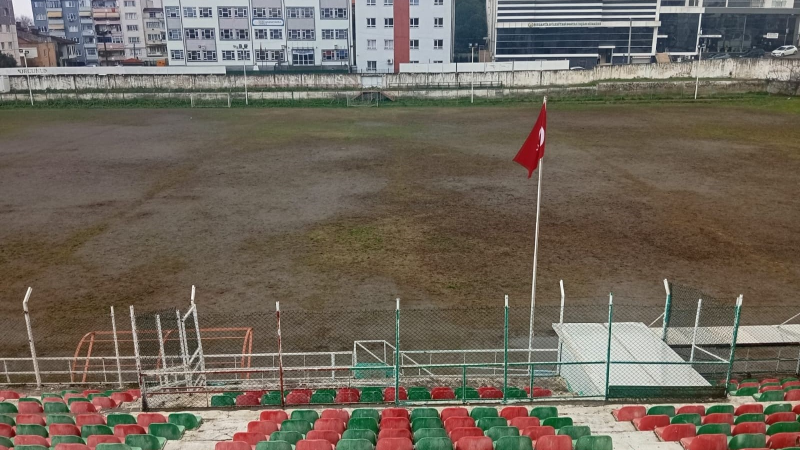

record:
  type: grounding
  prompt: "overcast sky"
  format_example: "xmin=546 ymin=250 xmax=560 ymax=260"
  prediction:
xmin=13 ymin=0 xmax=33 ymax=21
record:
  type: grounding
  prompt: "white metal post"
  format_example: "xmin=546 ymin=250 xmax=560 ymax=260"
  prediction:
xmin=690 ymin=298 xmax=703 ymax=362
xmin=176 ymin=309 xmax=191 ymax=386
xmin=527 ymin=98 xmax=546 ymax=362
xmin=110 ymin=306 xmax=123 ymax=388
xmin=661 ymin=278 xmax=671 ymax=341
xmin=22 ymin=287 xmax=41 ymax=387
xmin=155 ymin=314 xmax=167 ymax=383
xmin=190 ymin=286 xmax=205 ymax=375
xmin=694 ymin=15 xmax=703 ymax=100
xmin=556 ymin=280 xmax=565 ymax=375
xmin=129 ymin=305 xmax=142 ymax=382
xmin=243 ymin=58 xmax=248 ymax=105
xmin=22 ymin=53 xmax=33 ymax=106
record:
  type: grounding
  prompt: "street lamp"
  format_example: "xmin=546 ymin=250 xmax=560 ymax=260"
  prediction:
xmin=469 ymin=43 xmax=478 ymax=104
xmin=19 ymin=49 xmax=33 ymax=106
xmin=234 ymin=43 xmax=249 ymax=105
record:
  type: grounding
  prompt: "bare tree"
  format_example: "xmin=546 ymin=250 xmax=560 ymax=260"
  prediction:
xmin=16 ymin=15 xmax=34 ymax=30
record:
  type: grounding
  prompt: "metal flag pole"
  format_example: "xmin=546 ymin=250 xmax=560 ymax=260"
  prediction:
xmin=528 ymin=96 xmax=547 ymax=361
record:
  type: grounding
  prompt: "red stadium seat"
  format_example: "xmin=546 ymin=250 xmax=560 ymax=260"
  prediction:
xmin=260 ymin=411 xmax=289 ymax=424
xmin=760 ymin=385 xmax=783 ymax=393
xmin=109 ymin=393 xmax=134 ymax=404
xmin=679 ymin=434 xmax=728 ymax=450
xmin=794 ymin=404 xmax=800 ymax=415
xmin=766 ymin=412 xmax=796 ymax=425
xmin=441 ymin=408 xmax=470 ymax=423
xmin=64 ymin=394 xmax=84 ymax=401
xmin=381 ymin=418 xmax=410 ymax=430
xmin=532 ymin=435 xmax=571 ymax=450
xmin=509 ymin=418 xmax=540 ymax=430
xmin=43 ymin=397 xmax=64 ymax=404
xmin=382 ymin=408 xmax=409 ymax=420
xmin=83 ymin=390 xmax=101 ymax=397
xmin=701 ymin=414 xmax=734 ymax=425
xmin=215 ymin=442 xmax=252 ymax=450
xmin=445 ymin=417 xmax=476 ymax=433
xmin=785 ymin=390 xmax=800 ymax=401
xmin=297 ymin=439 xmax=334 ymax=450
xmin=321 ymin=410 xmax=349 ymax=422
xmin=248 ymin=421 xmax=279 ymax=436
xmin=334 ymin=392 xmax=359 ymax=403
xmin=383 ymin=390 xmax=407 ymax=402
xmin=70 ymin=402 xmax=97 ymax=414
xmin=0 ymin=391 xmax=20 ymax=400
xmin=478 ymin=389 xmax=503 ymax=399
xmin=127 ymin=390 xmax=141 ymax=400
xmin=137 ymin=413 xmax=167 ymax=428
xmin=612 ymin=406 xmax=646 ymax=422
xmin=235 ymin=394 xmax=260 ymax=407
xmin=292 ymin=389 xmax=313 ymax=397
xmin=17 ymin=414 xmax=46 ymax=426
xmin=50 ymin=424 xmax=81 ymax=436
xmin=431 ymin=388 xmax=455 ymax=400
xmin=14 ymin=435 xmax=49 ymax=446
xmin=86 ymin=435 xmax=120 ymax=450
xmin=307 ymin=430 xmax=341 ymax=446
xmin=500 ymin=407 xmax=528 ymax=421
xmin=520 ymin=426 xmax=555 ymax=442
xmin=677 ymin=406 xmax=705 ymax=416
xmin=733 ymin=422 xmax=767 ymax=436
xmin=376 ymin=438 xmax=413 ymax=450
xmin=18 ymin=402 xmax=44 ymax=414
xmin=455 ymin=436 xmax=493 ymax=450
xmin=738 ymin=382 xmax=760 ymax=389
xmin=379 ymin=429 xmax=412 ymax=441
xmin=655 ymin=424 xmax=696 ymax=442
xmin=54 ymin=444 xmax=90 ymax=450
xmin=766 ymin=432 xmax=800 ymax=449
xmin=285 ymin=392 xmax=310 ymax=405
xmin=76 ymin=414 xmax=106 ymax=428
xmin=233 ymin=432 xmax=267 ymax=446
xmin=633 ymin=415 xmax=670 ymax=431
xmin=314 ymin=418 xmax=346 ymax=434
xmin=531 ymin=389 xmax=552 ymax=398
xmin=91 ymin=397 xmax=117 ymax=410
xmin=783 ymin=381 xmax=800 ymax=388
xmin=762 ymin=378 xmax=780 ymax=384
xmin=0 ymin=424 xmax=14 ymax=438
xmin=449 ymin=427 xmax=484 ymax=443
xmin=113 ymin=425 xmax=146 ymax=438
xmin=735 ymin=404 xmax=763 ymax=416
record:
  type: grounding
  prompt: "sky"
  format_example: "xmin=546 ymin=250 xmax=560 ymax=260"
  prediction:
xmin=12 ymin=0 xmax=33 ymax=21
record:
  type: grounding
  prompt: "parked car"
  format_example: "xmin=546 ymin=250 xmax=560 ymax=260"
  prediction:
xmin=570 ymin=66 xmax=586 ymax=70
xmin=772 ymin=45 xmax=798 ymax=57
xmin=740 ymin=48 xmax=765 ymax=58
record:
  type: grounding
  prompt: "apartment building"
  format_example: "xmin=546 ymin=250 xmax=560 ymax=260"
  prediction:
xmin=354 ymin=0 xmax=453 ymax=72
xmin=32 ymin=0 xmax=97 ymax=64
xmin=164 ymin=0 xmax=352 ymax=67
xmin=0 ymin=0 xmax=19 ymax=64
xmin=142 ymin=0 xmax=166 ymax=61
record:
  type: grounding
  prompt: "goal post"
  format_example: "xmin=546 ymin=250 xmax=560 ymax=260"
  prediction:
xmin=190 ymin=93 xmax=232 ymax=108
xmin=347 ymin=91 xmax=382 ymax=107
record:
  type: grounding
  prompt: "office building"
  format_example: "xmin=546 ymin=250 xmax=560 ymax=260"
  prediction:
xmin=32 ymin=0 xmax=98 ymax=64
xmin=354 ymin=0 xmax=453 ymax=72
xmin=0 ymin=0 xmax=19 ymax=63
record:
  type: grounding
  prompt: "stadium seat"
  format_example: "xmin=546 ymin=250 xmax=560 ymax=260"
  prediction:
xmin=234 ymin=432 xmax=268 ymax=447
xmin=611 ymin=406 xmax=645 ymax=422
xmin=349 ymin=418 xmax=379 ymax=434
xmin=633 ymin=415 xmax=670 ymax=431
xmin=382 ymin=418 xmax=411 ymax=430
xmin=45 ymin=403 xmax=71 ymax=414
xmin=261 ymin=411 xmax=289 ymax=423
xmin=495 ymin=436 xmax=533 ymax=450
xmin=382 ymin=408 xmax=409 ymax=420
xmin=109 ymin=393 xmax=133 ymax=404
xmin=407 ymin=391 xmax=431 ymax=401
xmin=479 ymin=389 xmax=503 ymax=400
xmin=529 ymin=408 xmax=557 ymax=421
xmin=51 ymin=436 xmax=86 ymax=447
xmin=477 ymin=418 xmax=507 ymax=432
xmin=215 ymin=442 xmax=251 ymax=450
xmin=308 ymin=430 xmax=341 ymax=446
xmin=379 ymin=429 xmax=412 ymax=441
xmin=411 ymin=409 xmax=440 ymax=422
xmin=299 ymin=439 xmax=336 ymax=450
xmin=455 ymin=390 xmax=479 ymax=401
xmin=286 ymin=392 xmax=311 ymax=405
xmin=0 ymin=424 xmax=12 ymax=438
xmin=77 ymin=415 xmax=106 ymax=428
xmin=0 ymin=392 xmax=20 ymax=400
xmin=508 ymin=418 xmax=538 ymax=430
xmin=697 ymin=424 xmax=731 ymax=436
xmin=733 ymin=422 xmax=767 ymax=436
xmin=293 ymin=410 xmax=320 ymax=424
xmin=14 ymin=436 xmax=50 ymax=447
xmin=532 ymin=435 xmax=571 ymax=450
xmin=236 ymin=394 xmax=261 ymax=407
xmin=703 ymin=405 xmax=733 ymax=416
xmin=168 ymin=413 xmax=202 ymax=430
xmin=342 ymin=430 xmax=377 ymax=445
xmin=315 ymin=418 xmax=346 ymax=434
xmin=680 ymin=434 xmax=728 ymax=450
xmin=282 ymin=419 xmax=314 ymax=435
xmin=573 ymin=436 xmax=612 ymax=450
xmin=311 ymin=394 xmax=335 ymax=405
xmin=702 ymin=413 xmax=734 ymax=425
xmin=137 ymin=414 xmax=167 ymax=429
xmin=486 ymin=427 xmax=520 ymax=442
xmin=470 ymin=408 xmax=498 ymax=421
xmin=734 ymin=413 xmax=765 ymax=424
xmin=50 ymin=424 xmax=82 ymax=436
xmin=412 ymin=418 xmax=443 ymax=433
xmin=18 ymin=403 xmax=44 ymax=414
xmin=352 ymin=409 xmax=380 ymax=423
xmin=0 ymin=436 xmax=11 ymax=448
xmin=0 ymin=404 xmax=16 ymax=414
xmin=764 ymin=404 xmax=792 ymax=415
xmin=383 ymin=390 xmax=407 ymax=402
xmin=655 ymin=424 xmax=695 ymax=441
xmin=17 ymin=424 xmax=48 ymax=437
xmin=413 ymin=428 xmax=448 ymax=443
xmin=112 ymin=425 xmax=145 ymax=439
xmin=48 ymin=415 xmax=76 ymax=426
xmin=541 ymin=418 xmax=572 ymax=431
xmin=107 ymin=415 xmax=137 ymax=429
xmin=766 ymin=412 xmax=796 ymax=425
xmin=19 ymin=398 xmax=42 ymax=404
xmin=728 ymin=433 xmax=767 ymax=450
xmin=672 ymin=414 xmax=701 ymax=426
xmin=211 ymin=395 xmax=235 ymax=407
xmin=336 ymin=392 xmax=360 ymax=404
xmin=766 ymin=432 xmax=800 ymax=449
xmin=375 ymin=438 xmax=413 ymax=450
xmin=270 ymin=431 xmax=304 ymax=446
xmin=557 ymin=425 xmax=591 ymax=441
xmin=71 ymin=403 xmax=97 ymax=414
xmin=449 ymin=427 xmax=484 ymax=443
xmin=454 ymin=436 xmax=493 ymax=450
xmin=335 ymin=439 xmax=374 ymax=450
xmin=256 ymin=442 xmax=293 ymax=450
xmin=431 ymin=388 xmax=455 ymax=400
xmin=647 ymin=405 xmax=675 ymax=417
xmin=444 ymin=417 xmax=475 ymax=433
xmin=0 ymin=416 xmax=12 ymax=427
xmin=794 ymin=405 xmax=800 ymax=415
xmin=260 ymin=394 xmax=282 ymax=406
xmin=501 ymin=407 xmax=529 ymax=422
xmin=767 ymin=422 xmax=800 ymax=435
xmin=91 ymin=398 xmax=117 ymax=410
xmin=248 ymin=421 xmax=279 ymax=436
xmin=321 ymin=410 xmax=350 ymax=423
xmin=415 ymin=437 xmax=453 ymax=450
xmin=17 ymin=414 xmax=46 ymax=426
xmin=784 ymin=390 xmax=800 ymax=401
xmin=81 ymin=425 xmax=113 ymax=439
xmin=126 ymin=434 xmax=166 ymax=450
xmin=441 ymin=409 xmax=468 ymax=423
xmin=754 ymin=391 xmax=784 ymax=402
xmin=677 ymin=405 xmax=705 ymax=416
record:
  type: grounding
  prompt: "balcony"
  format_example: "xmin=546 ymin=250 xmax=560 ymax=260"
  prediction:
xmin=97 ymin=42 xmax=124 ymax=50
xmin=92 ymin=8 xmax=120 ymax=19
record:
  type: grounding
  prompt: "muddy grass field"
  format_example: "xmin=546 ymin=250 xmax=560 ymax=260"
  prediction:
xmin=1 ymin=99 xmax=799 ymax=355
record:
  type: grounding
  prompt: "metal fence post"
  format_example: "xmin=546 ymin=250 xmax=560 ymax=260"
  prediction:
xmin=503 ymin=295 xmax=509 ymax=404
xmin=556 ymin=280 xmax=565 ymax=376
xmin=394 ymin=298 xmax=400 ymax=406
xmin=276 ymin=301 xmax=285 ymax=408
xmin=110 ymin=306 xmax=123 ymax=388
xmin=190 ymin=286 xmax=206 ymax=375
xmin=690 ymin=299 xmax=703 ymax=362
xmin=661 ymin=279 xmax=672 ymax=342
xmin=129 ymin=305 xmax=145 ymax=410
xmin=155 ymin=314 xmax=167 ymax=383
xmin=22 ymin=287 xmax=41 ymax=388
xmin=726 ymin=295 xmax=743 ymax=386
xmin=604 ymin=293 xmax=613 ymax=400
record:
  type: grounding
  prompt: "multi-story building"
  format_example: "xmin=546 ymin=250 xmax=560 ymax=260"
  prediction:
xmin=120 ymin=0 xmax=145 ymax=57
xmin=486 ymin=0 xmax=800 ymax=67
xmin=354 ymin=0 xmax=453 ymax=72
xmin=17 ymin=25 xmax=78 ymax=65
xmin=0 ymin=0 xmax=19 ymax=64
xmin=32 ymin=0 xmax=98 ymax=64
xmin=163 ymin=0 xmax=352 ymax=67
xmin=93 ymin=0 xmax=125 ymax=64
xmin=142 ymin=0 xmax=166 ymax=61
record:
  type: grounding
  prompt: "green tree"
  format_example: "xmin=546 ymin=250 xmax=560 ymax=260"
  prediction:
xmin=454 ymin=0 xmax=487 ymax=56
xmin=0 ymin=53 xmax=18 ymax=68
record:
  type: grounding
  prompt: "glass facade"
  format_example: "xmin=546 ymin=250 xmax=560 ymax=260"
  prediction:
xmin=657 ymin=13 xmax=798 ymax=53
xmin=496 ymin=26 xmax=655 ymax=55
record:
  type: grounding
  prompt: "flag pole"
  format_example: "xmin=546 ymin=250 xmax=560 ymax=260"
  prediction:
xmin=528 ymin=96 xmax=546 ymax=364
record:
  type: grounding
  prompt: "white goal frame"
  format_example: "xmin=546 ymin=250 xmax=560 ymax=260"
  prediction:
xmin=190 ymin=93 xmax=232 ymax=108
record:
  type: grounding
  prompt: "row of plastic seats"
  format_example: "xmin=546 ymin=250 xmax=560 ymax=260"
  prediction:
xmin=0 ymin=412 xmax=199 ymax=439
xmin=726 ymin=378 xmax=800 ymax=400
xmin=679 ymin=432 xmax=800 ymax=450
xmin=614 ymin=403 xmax=800 ymax=422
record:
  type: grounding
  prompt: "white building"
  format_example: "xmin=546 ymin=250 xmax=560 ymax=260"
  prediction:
xmin=120 ymin=0 xmax=145 ymax=58
xmin=0 ymin=0 xmax=19 ymax=64
xmin=354 ymin=0 xmax=452 ymax=73
xmin=164 ymin=0 xmax=351 ymax=67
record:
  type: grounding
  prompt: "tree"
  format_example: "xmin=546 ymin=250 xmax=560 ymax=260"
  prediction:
xmin=0 ymin=53 xmax=17 ymax=68
xmin=16 ymin=15 xmax=34 ymax=29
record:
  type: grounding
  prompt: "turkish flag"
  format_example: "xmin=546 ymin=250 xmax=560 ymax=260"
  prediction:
xmin=513 ymin=103 xmax=547 ymax=178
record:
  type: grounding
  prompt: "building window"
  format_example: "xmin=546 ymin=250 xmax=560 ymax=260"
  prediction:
xmin=146 ymin=33 xmax=160 ymax=41
xmin=222 ymin=50 xmax=235 ymax=60
xmin=202 ymin=50 xmax=215 ymax=61
xmin=185 ymin=28 xmax=198 ymax=39
xmin=38 ymin=26 xmax=48 ymax=32
xmin=86 ymin=48 xmax=97 ymax=55
xmin=286 ymin=7 xmax=313 ymax=18
xmin=434 ymin=0 xmax=443 ymax=4
xmin=335 ymin=29 xmax=347 ymax=39
xmin=45 ymin=1 xmax=60 ymax=8
xmin=123 ymin=0 xmax=135 ymax=6
xmin=434 ymin=17 xmax=443 ymax=27
xmin=128 ymin=36 xmax=139 ymax=43
xmin=171 ymin=49 xmax=184 ymax=59
xmin=63 ymin=0 xmax=75 ymax=6
xmin=322 ymin=49 xmax=348 ymax=60
xmin=67 ymin=12 xmax=77 ymax=20
xmin=292 ymin=50 xmax=314 ymax=65
xmin=201 ymin=28 xmax=214 ymax=39
xmin=270 ymin=28 xmax=282 ymax=39
xmin=434 ymin=39 xmax=443 ymax=49
xmin=384 ymin=18 xmax=393 ymax=28
xmin=127 ymin=25 xmax=139 ymax=31
xmin=237 ymin=49 xmax=250 ymax=60
xmin=384 ymin=0 xmax=393 ymax=4
xmin=367 ymin=61 xmax=376 ymax=71
xmin=148 ymin=11 xmax=156 ymax=17
xmin=410 ymin=17 xmax=418 ymax=28
xmin=322 ymin=29 xmax=334 ymax=39
xmin=256 ymin=49 xmax=283 ymax=61
xmin=433 ymin=60 xmax=442 ymax=63
xmin=236 ymin=29 xmax=249 ymax=39
xmin=366 ymin=18 xmax=375 ymax=28
xmin=187 ymin=50 xmax=200 ymax=61
xmin=409 ymin=39 xmax=418 ymax=49
xmin=68 ymin=25 xmax=78 ymax=32
xmin=124 ymin=12 xmax=136 ymax=19
xmin=33 ymin=2 xmax=44 ymax=8
xmin=221 ymin=28 xmax=233 ymax=39
xmin=168 ymin=29 xmax=180 ymax=40
xmin=384 ymin=39 xmax=393 ymax=49
xmin=218 ymin=7 xmax=231 ymax=17
xmin=233 ymin=7 xmax=247 ymax=17
xmin=267 ymin=7 xmax=281 ymax=17
xmin=253 ymin=7 xmax=266 ymax=17
xmin=367 ymin=0 xmax=375 ymax=4
xmin=84 ymin=36 xmax=94 ymax=43
xmin=410 ymin=60 xmax=418 ymax=63
xmin=165 ymin=6 xmax=178 ymax=17
xmin=146 ymin=21 xmax=160 ymax=28
xmin=288 ymin=29 xmax=314 ymax=40
xmin=35 ymin=13 xmax=46 ymax=20
xmin=199 ymin=7 xmax=212 ymax=17
xmin=254 ymin=29 xmax=267 ymax=39
xmin=320 ymin=7 xmax=346 ymax=18
xmin=367 ymin=39 xmax=376 ymax=49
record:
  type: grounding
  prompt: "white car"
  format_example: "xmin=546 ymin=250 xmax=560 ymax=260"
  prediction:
xmin=772 ymin=45 xmax=798 ymax=57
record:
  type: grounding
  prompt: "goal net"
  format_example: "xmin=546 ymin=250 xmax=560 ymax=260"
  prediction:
xmin=190 ymin=93 xmax=232 ymax=108
xmin=347 ymin=91 xmax=382 ymax=107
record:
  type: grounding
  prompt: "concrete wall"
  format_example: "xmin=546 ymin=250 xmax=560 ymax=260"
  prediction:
xmin=3 ymin=58 xmax=800 ymax=92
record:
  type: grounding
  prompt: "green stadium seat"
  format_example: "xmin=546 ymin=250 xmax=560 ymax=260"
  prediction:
xmin=477 ymin=418 xmax=507 ymax=432
xmin=223 ymin=392 xmax=243 ymax=398
xmin=361 ymin=388 xmax=384 ymax=394
xmin=411 ymin=418 xmax=443 ymax=432
xmin=335 ymin=439 xmax=374 ymax=450
xmin=470 ymin=408 xmax=499 ymax=421
xmin=14 ymin=445 xmax=49 ymax=450
xmin=782 ymin=378 xmax=799 ymax=384
xmin=0 ymin=436 xmax=11 ymax=448
xmin=281 ymin=420 xmax=313 ymax=435
xmin=530 ymin=407 xmax=558 ymax=421
xmin=315 ymin=389 xmax=337 ymax=396
xmin=413 ymin=428 xmax=449 ymax=443
xmin=351 ymin=409 xmax=380 ymax=423
xmin=753 ymin=391 xmax=784 ymax=402
xmin=61 ymin=390 xmax=80 ymax=396
xmin=360 ymin=392 xmax=384 ymax=403
xmin=81 ymin=425 xmax=113 ymax=438
xmin=415 ymin=437 xmax=453 ymax=450
xmin=168 ymin=413 xmax=202 ymax=430
xmin=270 ymin=431 xmax=303 ymax=445
xmin=292 ymin=410 xmax=320 ymax=424
xmin=486 ymin=427 xmax=520 ymax=442
xmin=456 ymin=390 xmax=479 ymax=400
xmin=503 ymin=389 xmax=528 ymax=399
xmin=671 ymin=414 xmax=701 ymax=426
xmin=0 ymin=415 xmax=13 ymax=426
xmin=406 ymin=387 xmax=429 ymax=393
xmin=0 ymin=403 xmax=17 ymax=414
xmin=767 ymin=421 xmax=800 ymax=435
xmin=50 ymin=435 xmax=86 ymax=446
xmin=210 ymin=395 xmax=235 ymax=407
xmin=407 ymin=391 xmax=431 ymax=401
xmin=764 ymin=403 xmax=792 ymax=415
xmin=148 ymin=423 xmax=184 ymax=440
xmin=47 ymin=414 xmax=76 ymax=425
xmin=741 ymin=378 xmax=758 ymax=383
xmin=87 ymin=394 xmax=108 ymax=401
xmin=727 ymin=433 xmax=766 ymax=450
xmin=410 ymin=409 xmax=439 ymax=422
xmin=107 ymin=414 xmax=137 ymax=428
xmin=760 ymin=382 xmax=780 ymax=388
xmin=256 ymin=442 xmax=293 ymax=450
xmin=125 ymin=433 xmax=166 ymax=450
xmin=97 ymin=444 xmax=137 ymax=450
xmin=42 ymin=393 xmax=62 ymax=399
xmin=647 ymin=406 xmax=675 ymax=417
xmin=697 ymin=423 xmax=730 ymax=436
xmin=734 ymin=413 xmax=765 ymax=424
xmin=341 ymin=430 xmax=377 ymax=445
xmin=557 ymin=426 xmax=591 ymax=441
xmin=732 ymin=387 xmax=758 ymax=396
xmin=542 ymin=417 xmax=573 ymax=430
xmin=44 ymin=403 xmax=70 ymax=414
xmin=17 ymin=424 xmax=48 ymax=437
xmin=19 ymin=398 xmax=41 ymax=404
xmin=706 ymin=405 xmax=734 ymax=415
xmin=574 ymin=436 xmax=612 ymax=450
xmin=310 ymin=393 xmax=334 ymax=404
xmin=348 ymin=418 xmax=380 ymax=434
xmin=260 ymin=394 xmax=282 ymax=406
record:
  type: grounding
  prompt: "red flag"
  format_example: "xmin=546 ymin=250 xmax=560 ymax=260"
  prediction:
xmin=513 ymin=103 xmax=547 ymax=178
